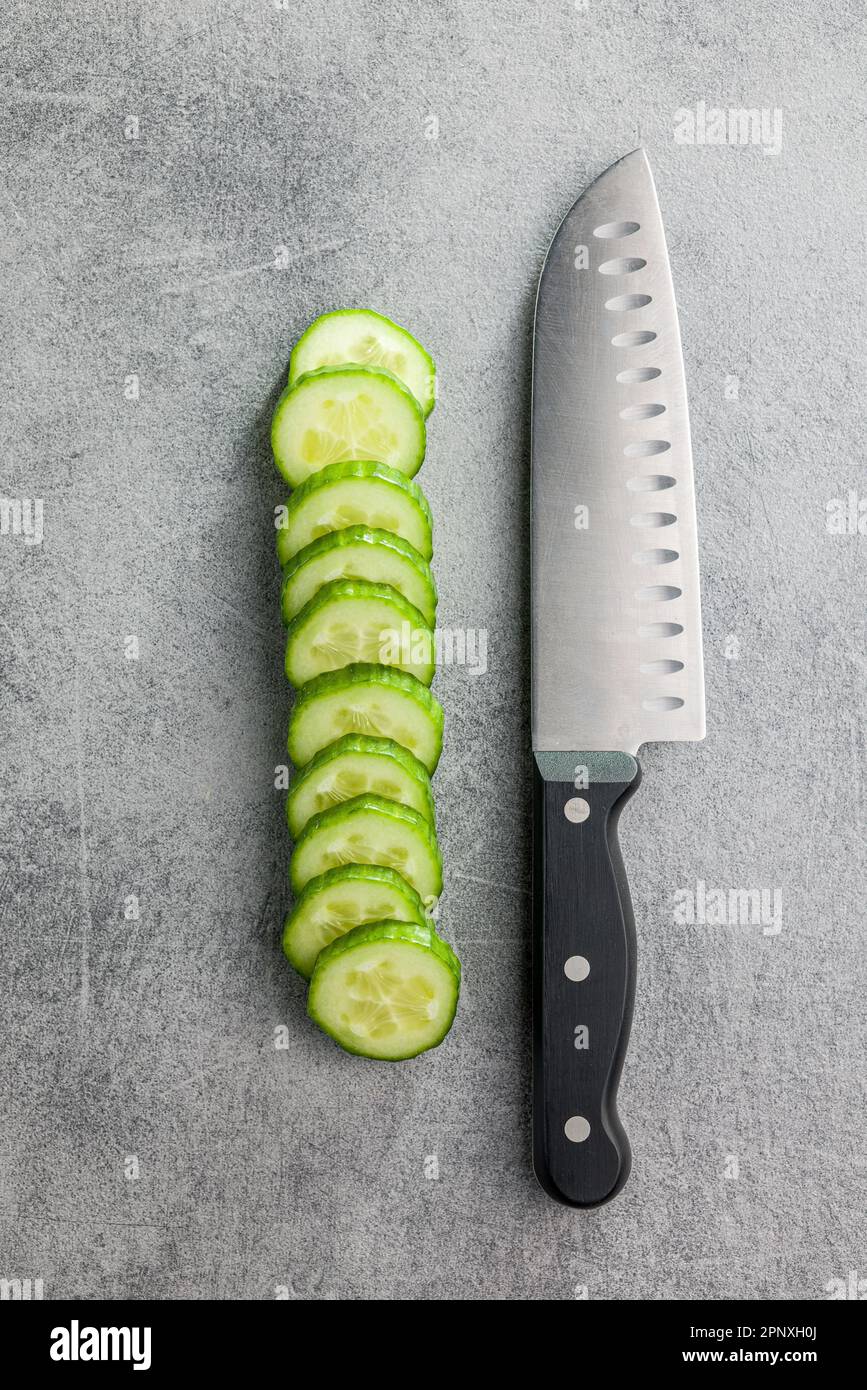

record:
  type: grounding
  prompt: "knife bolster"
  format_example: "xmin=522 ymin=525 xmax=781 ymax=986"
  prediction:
xmin=534 ymin=749 xmax=639 ymax=784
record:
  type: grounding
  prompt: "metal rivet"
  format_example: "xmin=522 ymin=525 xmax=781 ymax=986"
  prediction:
xmin=564 ymin=797 xmax=590 ymax=823
xmin=564 ymin=1116 xmax=591 ymax=1143
xmin=564 ymin=955 xmax=590 ymax=982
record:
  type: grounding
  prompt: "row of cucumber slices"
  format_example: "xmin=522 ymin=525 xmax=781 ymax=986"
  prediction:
xmin=271 ymin=310 xmax=461 ymax=1061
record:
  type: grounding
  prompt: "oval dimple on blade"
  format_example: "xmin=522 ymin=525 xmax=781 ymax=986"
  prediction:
xmin=593 ymin=220 xmax=640 ymax=238
xmin=599 ymin=257 xmax=647 ymax=274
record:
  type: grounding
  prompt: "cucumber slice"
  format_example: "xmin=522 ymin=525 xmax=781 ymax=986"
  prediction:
xmin=308 ymin=920 xmax=460 ymax=1060
xmin=288 ymin=664 xmax=444 ymax=772
xmin=282 ymin=864 xmax=428 ymax=979
xmin=272 ymin=365 xmax=426 ymax=488
xmin=289 ymin=309 xmax=436 ymax=417
xmin=284 ymin=579 xmax=435 ymax=686
xmin=281 ymin=526 xmax=437 ymax=626
xmin=290 ymin=793 xmax=443 ymax=901
xmin=276 ymin=459 xmax=433 ymax=565
xmin=286 ymin=734 xmax=435 ymax=838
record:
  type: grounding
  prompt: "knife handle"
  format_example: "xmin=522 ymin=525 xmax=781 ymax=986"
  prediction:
xmin=532 ymin=757 xmax=641 ymax=1208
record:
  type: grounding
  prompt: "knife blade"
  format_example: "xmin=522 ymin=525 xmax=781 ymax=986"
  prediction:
xmin=531 ymin=148 xmax=706 ymax=1207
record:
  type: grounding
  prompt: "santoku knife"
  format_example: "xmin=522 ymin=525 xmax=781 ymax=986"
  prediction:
xmin=531 ymin=148 xmax=706 ymax=1207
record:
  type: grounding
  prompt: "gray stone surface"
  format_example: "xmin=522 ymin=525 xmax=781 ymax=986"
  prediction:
xmin=0 ymin=0 xmax=864 ymax=1301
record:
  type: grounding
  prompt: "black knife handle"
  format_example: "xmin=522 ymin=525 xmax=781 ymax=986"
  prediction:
xmin=532 ymin=756 xmax=641 ymax=1208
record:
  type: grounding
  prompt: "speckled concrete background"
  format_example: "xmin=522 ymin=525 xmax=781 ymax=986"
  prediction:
xmin=0 ymin=0 xmax=864 ymax=1301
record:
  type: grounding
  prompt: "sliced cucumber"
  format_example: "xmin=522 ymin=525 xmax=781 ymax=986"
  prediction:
xmin=288 ymin=663 xmax=444 ymax=772
xmin=281 ymin=525 xmax=437 ymax=626
xmin=276 ymin=459 xmax=433 ymax=565
xmin=308 ymin=920 xmax=460 ymax=1060
xmin=284 ymin=579 xmax=435 ymax=686
xmin=272 ymin=365 xmax=426 ymax=488
xmin=282 ymin=864 xmax=428 ymax=979
xmin=289 ymin=309 xmax=436 ymax=417
xmin=286 ymin=734 xmax=435 ymax=838
xmin=290 ymin=793 xmax=443 ymax=901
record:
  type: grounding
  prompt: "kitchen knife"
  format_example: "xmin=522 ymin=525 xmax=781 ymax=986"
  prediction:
xmin=531 ymin=148 xmax=706 ymax=1208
